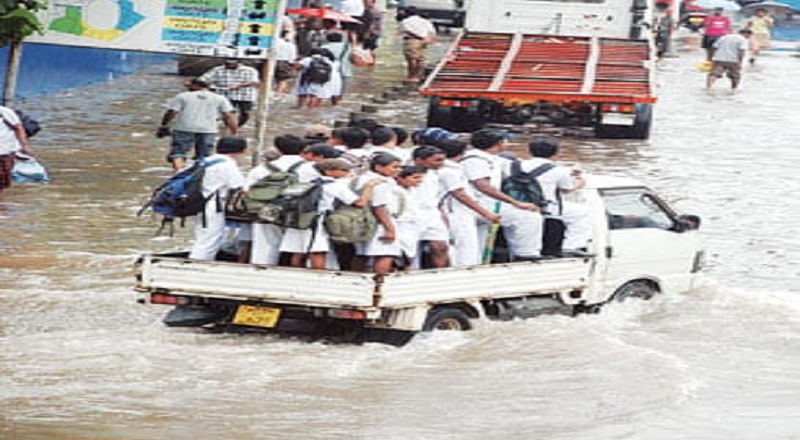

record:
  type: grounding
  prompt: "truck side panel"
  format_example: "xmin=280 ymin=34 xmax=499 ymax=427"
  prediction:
xmin=378 ymin=259 xmax=593 ymax=308
xmin=138 ymin=255 xmax=376 ymax=307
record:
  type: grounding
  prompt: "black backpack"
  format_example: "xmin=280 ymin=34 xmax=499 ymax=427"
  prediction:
xmin=501 ymin=161 xmax=556 ymax=210
xmin=2 ymin=109 xmax=41 ymax=138
xmin=302 ymin=57 xmax=332 ymax=84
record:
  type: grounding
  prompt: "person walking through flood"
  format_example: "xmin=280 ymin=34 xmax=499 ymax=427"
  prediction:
xmin=746 ymin=8 xmax=774 ymax=64
xmin=398 ymin=7 xmax=436 ymax=83
xmin=157 ymin=79 xmax=238 ymax=172
xmin=707 ymin=29 xmax=752 ymax=91
xmin=199 ymin=59 xmax=261 ymax=127
xmin=702 ymin=8 xmax=732 ymax=61
xmin=0 ymin=105 xmax=34 ymax=194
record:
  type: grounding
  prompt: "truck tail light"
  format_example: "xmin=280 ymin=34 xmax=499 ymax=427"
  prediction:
xmin=438 ymin=99 xmax=470 ymax=108
xmin=328 ymin=309 xmax=366 ymax=320
xmin=600 ymin=104 xmax=635 ymax=113
xmin=151 ymin=293 xmax=191 ymax=306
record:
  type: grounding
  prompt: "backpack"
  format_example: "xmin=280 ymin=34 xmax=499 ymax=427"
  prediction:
xmin=302 ymin=56 xmax=332 ymax=84
xmin=500 ymin=161 xmax=556 ymax=210
xmin=226 ymin=161 xmax=305 ymax=222
xmin=2 ymin=109 xmax=41 ymax=138
xmin=257 ymin=179 xmax=328 ymax=229
xmin=139 ymin=157 xmax=225 ymax=221
xmin=324 ymin=179 xmax=378 ymax=244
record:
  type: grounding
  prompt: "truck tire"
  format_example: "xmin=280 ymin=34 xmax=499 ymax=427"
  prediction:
xmin=595 ymin=104 xmax=653 ymax=140
xmin=427 ymin=99 xmax=486 ymax=133
xmin=612 ymin=281 xmax=659 ymax=302
xmin=422 ymin=308 xmax=473 ymax=331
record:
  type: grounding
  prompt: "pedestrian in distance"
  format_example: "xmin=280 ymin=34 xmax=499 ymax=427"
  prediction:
xmin=358 ymin=0 xmax=384 ymax=61
xmin=707 ymin=29 xmax=752 ymax=91
xmin=199 ymin=59 xmax=261 ymax=127
xmin=320 ymin=31 xmax=353 ymax=106
xmin=273 ymin=30 xmax=299 ymax=96
xmin=295 ymin=48 xmax=336 ymax=109
xmin=157 ymin=78 xmax=238 ymax=173
xmin=652 ymin=2 xmax=673 ymax=60
xmin=398 ymin=6 xmax=436 ymax=83
xmin=189 ymin=136 xmax=248 ymax=260
xmin=745 ymin=8 xmax=774 ymax=64
xmin=0 ymin=105 xmax=35 ymax=194
xmin=702 ymin=8 xmax=732 ymax=61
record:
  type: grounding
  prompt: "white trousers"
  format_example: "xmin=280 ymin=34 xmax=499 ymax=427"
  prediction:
xmin=446 ymin=209 xmax=482 ymax=267
xmin=477 ymin=203 xmax=543 ymax=259
xmin=251 ymin=223 xmax=284 ymax=265
xmin=189 ymin=204 xmax=227 ymax=260
xmin=557 ymin=201 xmax=594 ymax=250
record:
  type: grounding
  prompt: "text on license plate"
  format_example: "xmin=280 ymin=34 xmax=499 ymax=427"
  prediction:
xmin=601 ymin=113 xmax=636 ymax=126
xmin=232 ymin=305 xmax=281 ymax=328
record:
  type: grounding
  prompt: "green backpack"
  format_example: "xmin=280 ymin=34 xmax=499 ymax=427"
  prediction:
xmin=324 ymin=179 xmax=378 ymax=244
xmin=258 ymin=180 xmax=328 ymax=230
xmin=226 ymin=161 xmax=305 ymax=222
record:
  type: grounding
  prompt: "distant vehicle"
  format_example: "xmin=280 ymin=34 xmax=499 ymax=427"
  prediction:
xmin=396 ymin=0 xmax=466 ymax=29
xmin=135 ymin=175 xmax=704 ymax=346
xmin=418 ymin=0 xmax=659 ymax=139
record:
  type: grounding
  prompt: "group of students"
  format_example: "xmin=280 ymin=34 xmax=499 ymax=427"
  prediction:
xmin=186 ymin=122 xmax=594 ymax=274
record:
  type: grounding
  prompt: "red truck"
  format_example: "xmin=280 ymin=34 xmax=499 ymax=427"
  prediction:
xmin=419 ymin=0 xmax=657 ymax=139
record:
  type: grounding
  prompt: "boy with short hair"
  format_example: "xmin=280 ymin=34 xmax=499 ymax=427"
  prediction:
xmin=189 ymin=136 xmax=247 ymax=260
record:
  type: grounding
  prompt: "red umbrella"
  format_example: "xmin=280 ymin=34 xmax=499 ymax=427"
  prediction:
xmin=286 ymin=8 xmax=362 ymax=23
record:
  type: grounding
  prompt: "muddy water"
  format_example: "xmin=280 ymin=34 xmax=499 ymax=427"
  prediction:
xmin=2 ymin=29 xmax=800 ymax=439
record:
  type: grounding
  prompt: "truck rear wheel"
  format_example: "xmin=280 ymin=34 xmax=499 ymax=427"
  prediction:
xmin=427 ymin=99 xmax=486 ymax=133
xmin=612 ymin=281 xmax=659 ymax=302
xmin=422 ymin=308 xmax=473 ymax=331
xmin=595 ymin=104 xmax=653 ymax=140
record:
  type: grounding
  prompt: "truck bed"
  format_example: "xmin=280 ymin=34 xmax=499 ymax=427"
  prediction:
xmin=420 ymin=31 xmax=656 ymax=104
xmin=136 ymin=253 xmax=594 ymax=309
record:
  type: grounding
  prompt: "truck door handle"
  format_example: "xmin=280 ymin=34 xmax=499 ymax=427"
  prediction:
xmin=605 ymin=246 xmax=613 ymax=258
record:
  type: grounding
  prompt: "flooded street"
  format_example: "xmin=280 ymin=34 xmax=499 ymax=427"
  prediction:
xmin=2 ymin=28 xmax=800 ymax=439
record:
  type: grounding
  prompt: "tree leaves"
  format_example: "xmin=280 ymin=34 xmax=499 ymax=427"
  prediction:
xmin=0 ymin=0 xmax=47 ymax=46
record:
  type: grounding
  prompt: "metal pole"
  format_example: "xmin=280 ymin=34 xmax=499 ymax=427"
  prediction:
xmin=2 ymin=41 xmax=23 ymax=107
xmin=254 ymin=0 xmax=289 ymax=161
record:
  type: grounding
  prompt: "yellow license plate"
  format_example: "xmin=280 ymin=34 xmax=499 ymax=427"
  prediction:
xmin=232 ymin=305 xmax=281 ymax=328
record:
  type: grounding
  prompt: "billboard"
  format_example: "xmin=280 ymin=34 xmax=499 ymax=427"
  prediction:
xmin=25 ymin=0 xmax=284 ymax=59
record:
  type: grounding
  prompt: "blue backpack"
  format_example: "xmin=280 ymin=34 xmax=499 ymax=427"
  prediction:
xmin=139 ymin=158 xmax=224 ymax=230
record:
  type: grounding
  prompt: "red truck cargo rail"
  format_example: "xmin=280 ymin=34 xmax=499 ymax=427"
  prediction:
xmin=420 ymin=31 xmax=657 ymax=105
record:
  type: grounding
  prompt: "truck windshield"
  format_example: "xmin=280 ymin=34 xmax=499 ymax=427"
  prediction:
xmin=602 ymin=189 xmax=674 ymax=230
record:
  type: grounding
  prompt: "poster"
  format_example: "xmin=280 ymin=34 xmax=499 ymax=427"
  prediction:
xmin=25 ymin=0 xmax=284 ymax=59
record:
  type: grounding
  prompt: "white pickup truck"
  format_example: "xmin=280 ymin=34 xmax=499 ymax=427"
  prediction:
xmin=135 ymin=174 xmax=703 ymax=346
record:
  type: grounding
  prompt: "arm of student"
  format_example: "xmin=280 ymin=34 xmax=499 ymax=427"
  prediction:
xmin=449 ymin=188 xmax=501 ymax=222
xmin=372 ymin=205 xmax=396 ymax=243
xmin=353 ymin=179 xmax=381 ymax=207
xmin=471 ymin=178 xmax=540 ymax=212
xmin=12 ymin=124 xmax=32 ymax=155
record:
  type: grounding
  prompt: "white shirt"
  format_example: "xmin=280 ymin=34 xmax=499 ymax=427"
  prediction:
xmin=318 ymin=177 xmax=359 ymax=213
xmin=201 ymin=154 xmax=245 ymax=198
xmin=356 ymin=171 xmax=400 ymax=215
xmin=0 ymin=106 xmax=22 ymax=154
xmin=438 ymin=160 xmax=475 ymax=214
xmin=461 ymin=149 xmax=504 ymax=208
xmin=712 ymin=34 xmax=750 ymax=63
xmin=275 ymin=37 xmax=298 ymax=62
xmin=518 ymin=158 xmax=574 ymax=208
xmin=401 ymin=15 xmax=436 ymax=40
xmin=411 ymin=168 xmax=440 ymax=209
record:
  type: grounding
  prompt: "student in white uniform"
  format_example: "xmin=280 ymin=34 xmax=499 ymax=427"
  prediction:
xmin=393 ymin=165 xmax=426 ymax=270
xmin=189 ymin=136 xmax=248 ymax=260
xmin=246 ymin=135 xmax=316 ymax=265
xmin=437 ymin=139 xmax=502 ymax=267
xmin=354 ymin=153 xmax=404 ymax=274
xmin=519 ymin=137 xmax=592 ymax=252
xmin=411 ymin=146 xmax=450 ymax=268
xmin=280 ymin=159 xmax=381 ymax=269
xmin=365 ymin=126 xmax=412 ymax=164
xmin=461 ymin=129 xmax=543 ymax=261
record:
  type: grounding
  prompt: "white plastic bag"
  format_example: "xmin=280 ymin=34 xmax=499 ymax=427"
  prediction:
xmin=12 ymin=153 xmax=50 ymax=184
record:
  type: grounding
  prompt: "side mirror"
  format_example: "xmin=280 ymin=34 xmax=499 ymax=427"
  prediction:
xmin=676 ymin=214 xmax=701 ymax=231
